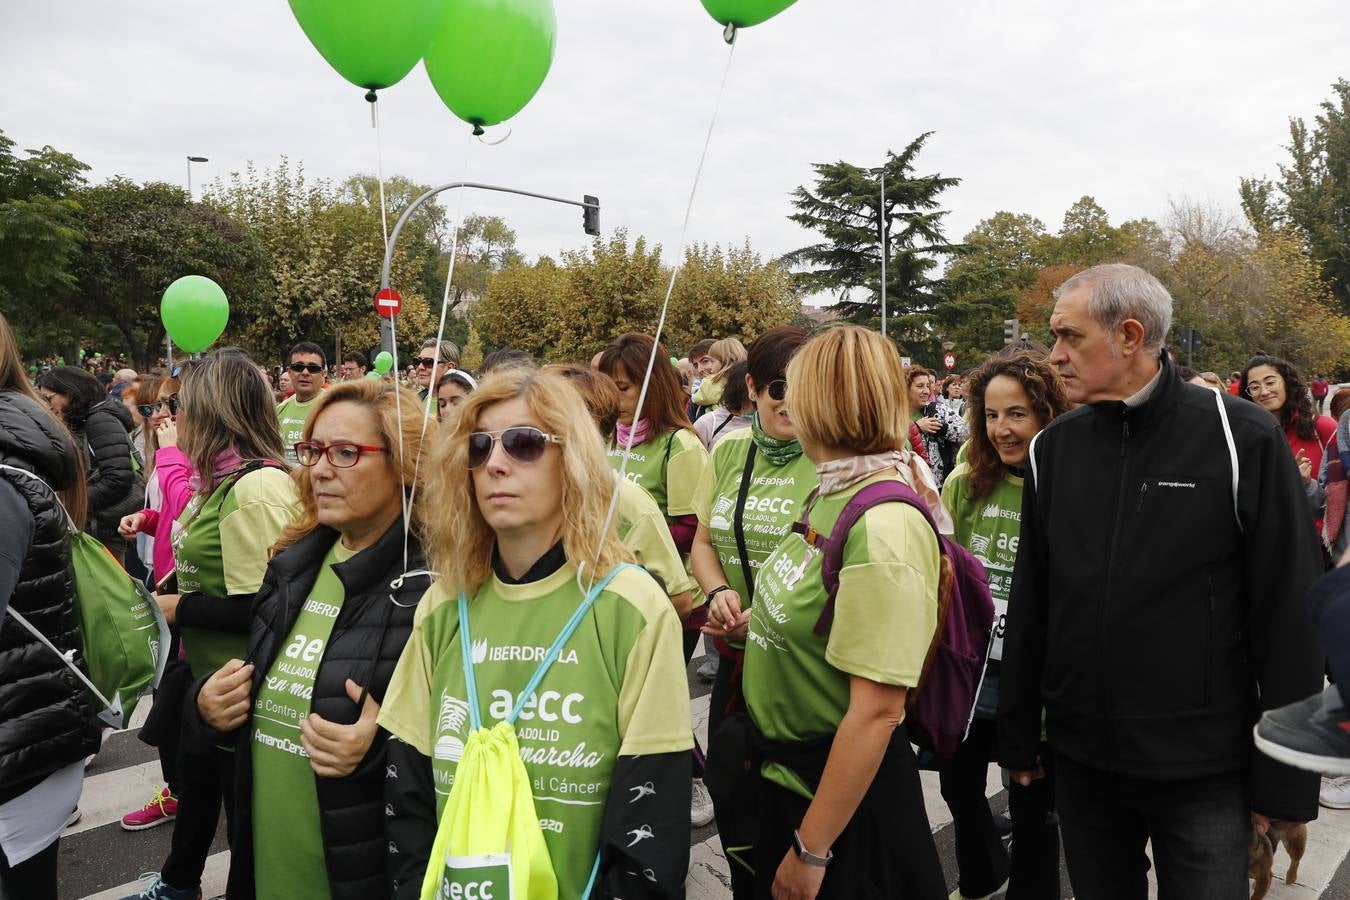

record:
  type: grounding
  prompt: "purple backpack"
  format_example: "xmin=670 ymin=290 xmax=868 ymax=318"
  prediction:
xmin=796 ymin=480 xmax=995 ymax=758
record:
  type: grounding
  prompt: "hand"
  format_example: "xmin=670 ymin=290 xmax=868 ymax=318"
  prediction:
xmin=1295 ymin=449 xmax=1312 ymax=483
xmin=1252 ymin=811 xmax=1305 ymax=835
xmin=156 ymin=592 xmax=181 ymax=625
xmin=772 ymin=848 xmax=827 ymax=900
xmin=702 ymin=608 xmax=751 ymax=641
xmin=1011 ymin=766 xmax=1045 ymax=786
xmin=157 ymin=418 xmax=178 ymax=449
xmin=197 ymin=659 xmax=253 ymax=732
xmin=706 ymin=589 xmax=743 ymax=631
xmin=119 ymin=512 xmax=147 ymax=538
xmin=917 ymin=415 xmax=942 ymax=435
xmin=300 ymin=679 xmax=381 ymax=778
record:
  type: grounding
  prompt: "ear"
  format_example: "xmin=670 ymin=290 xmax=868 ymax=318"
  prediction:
xmin=744 ymin=371 xmax=756 ymax=399
xmin=1118 ymin=318 xmax=1148 ymax=356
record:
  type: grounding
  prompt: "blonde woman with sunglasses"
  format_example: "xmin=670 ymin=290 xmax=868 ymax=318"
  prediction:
xmin=379 ymin=368 xmax=692 ymax=899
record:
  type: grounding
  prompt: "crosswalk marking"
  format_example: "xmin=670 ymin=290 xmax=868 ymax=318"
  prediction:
xmin=66 ymin=663 xmax=1350 ymax=899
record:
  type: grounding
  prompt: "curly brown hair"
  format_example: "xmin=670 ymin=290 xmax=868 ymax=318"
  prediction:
xmin=1240 ymin=355 xmax=1320 ymax=441
xmin=963 ymin=349 xmax=1072 ymax=502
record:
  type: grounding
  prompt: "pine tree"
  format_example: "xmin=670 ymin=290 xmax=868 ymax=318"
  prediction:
xmin=783 ymin=132 xmax=959 ymax=346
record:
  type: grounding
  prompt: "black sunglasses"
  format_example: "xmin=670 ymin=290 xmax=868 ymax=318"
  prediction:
xmin=415 ymin=357 xmax=440 ymax=369
xmin=467 ymin=427 xmax=561 ymax=469
xmin=289 ymin=362 xmax=324 ymax=374
xmin=138 ymin=395 xmax=180 ymax=417
xmin=765 ymin=379 xmax=788 ymax=401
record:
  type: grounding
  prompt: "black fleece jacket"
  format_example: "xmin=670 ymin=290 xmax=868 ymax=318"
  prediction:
xmin=188 ymin=521 xmax=431 ymax=900
xmin=997 ymin=354 xmax=1325 ymax=822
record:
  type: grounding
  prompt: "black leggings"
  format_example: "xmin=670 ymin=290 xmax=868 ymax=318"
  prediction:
xmin=0 ymin=837 xmax=59 ymax=900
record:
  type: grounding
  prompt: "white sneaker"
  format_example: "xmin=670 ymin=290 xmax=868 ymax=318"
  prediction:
xmin=949 ymin=882 xmax=1008 ymax=900
xmin=691 ymin=777 xmax=715 ymax=827
xmin=1320 ymin=774 xmax=1350 ymax=809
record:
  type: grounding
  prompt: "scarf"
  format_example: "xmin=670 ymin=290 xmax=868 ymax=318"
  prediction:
xmin=814 ymin=448 xmax=954 ymax=534
xmin=751 ymin=412 xmax=803 ymax=465
xmin=615 ymin=417 xmax=652 ymax=450
xmin=188 ymin=448 xmax=245 ymax=493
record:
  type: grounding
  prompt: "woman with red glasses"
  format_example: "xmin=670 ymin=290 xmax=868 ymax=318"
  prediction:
xmin=192 ymin=379 xmax=436 ymax=900
xmin=379 ymin=367 xmax=692 ymax=899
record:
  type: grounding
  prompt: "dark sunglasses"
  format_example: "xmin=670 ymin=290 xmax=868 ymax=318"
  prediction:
xmin=765 ymin=379 xmax=788 ymax=401
xmin=138 ymin=395 xmax=180 ymax=417
xmin=289 ymin=362 xmax=325 ymax=374
xmin=294 ymin=441 xmax=388 ymax=468
xmin=467 ymin=427 xmax=561 ymax=469
xmin=415 ymin=357 xmax=440 ymax=369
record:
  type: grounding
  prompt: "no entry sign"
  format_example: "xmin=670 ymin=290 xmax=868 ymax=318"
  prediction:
xmin=943 ymin=352 xmax=956 ymax=371
xmin=375 ymin=288 xmax=402 ymax=318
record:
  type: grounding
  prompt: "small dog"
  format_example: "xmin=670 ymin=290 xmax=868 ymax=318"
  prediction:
xmin=1248 ymin=821 xmax=1308 ymax=900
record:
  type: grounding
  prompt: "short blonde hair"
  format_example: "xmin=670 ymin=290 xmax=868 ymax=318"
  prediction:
xmin=787 ymin=326 xmax=909 ymax=455
xmin=708 ymin=338 xmax=748 ymax=369
xmin=422 ymin=368 xmax=633 ymax=593
xmin=275 ymin=380 xmax=437 ymax=553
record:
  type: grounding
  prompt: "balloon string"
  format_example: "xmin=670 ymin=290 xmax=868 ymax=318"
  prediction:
xmin=401 ymin=129 xmax=474 ymax=570
xmin=373 ymin=95 xmax=391 ymax=253
xmin=592 ymin=34 xmax=738 ymax=590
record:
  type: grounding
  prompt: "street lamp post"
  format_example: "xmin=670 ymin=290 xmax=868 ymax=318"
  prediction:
xmin=185 ymin=155 xmax=208 ymax=201
xmin=376 ymin=182 xmax=600 ymax=355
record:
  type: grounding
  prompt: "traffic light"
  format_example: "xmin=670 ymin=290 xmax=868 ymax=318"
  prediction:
xmin=1003 ymin=318 xmax=1021 ymax=346
xmin=583 ymin=195 xmax=600 ymax=236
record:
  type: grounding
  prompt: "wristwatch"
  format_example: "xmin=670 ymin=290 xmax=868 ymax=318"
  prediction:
xmin=792 ymin=830 xmax=833 ymax=867
xmin=706 ymin=584 xmax=730 ymax=602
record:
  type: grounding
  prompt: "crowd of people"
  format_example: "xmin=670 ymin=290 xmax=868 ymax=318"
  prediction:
xmin=0 ymin=261 xmax=1348 ymax=900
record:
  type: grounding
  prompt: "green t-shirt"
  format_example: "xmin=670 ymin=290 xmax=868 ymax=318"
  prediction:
xmin=378 ymin=564 xmax=693 ymax=899
xmin=941 ymin=463 xmax=1022 ymax=662
xmin=276 ymin=394 xmax=320 ymax=465
xmin=742 ymin=473 xmax=940 ymax=798
xmin=615 ymin=476 xmax=698 ymax=600
xmin=251 ymin=541 xmax=357 ymax=900
xmin=173 ymin=466 xmax=299 ymax=678
xmin=608 ymin=428 xmax=710 ymax=524
xmin=693 ymin=429 xmax=818 ymax=606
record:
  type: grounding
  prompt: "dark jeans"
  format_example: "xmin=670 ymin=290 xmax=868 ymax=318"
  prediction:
xmin=938 ymin=718 xmax=1059 ymax=899
xmin=160 ymin=743 xmax=235 ymax=889
xmin=683 ymin=625 xmax=706 ymax=778
xmin=1055 ymin=755 xmax=1249 ymax=900
xmin=707 ymin=658 xmax=754 ymax=898
xmin=938 ymin=718 xmax=1010 ymax=896
xmin=1309 ymin=563 xmax=1350 ymax=707
xmin=0 ymin=837 xmax=59 ymax=900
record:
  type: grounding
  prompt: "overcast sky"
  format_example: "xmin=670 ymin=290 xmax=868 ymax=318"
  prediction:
xmin=3 ymin=0 xmax=1347 ymax=304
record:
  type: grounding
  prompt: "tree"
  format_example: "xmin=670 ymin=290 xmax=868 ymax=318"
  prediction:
xmin=1050 ymin=196 xmax=1136 ymax=266
xmin=70 ymin=179 xmax=273 ymax=370
xmin=785 ymin=133 xmax=960 ymax=341
xmin=1014 ymin=264 xmax=1084 ymax=338
xmin=0 ymin=130 xmax=89 ymax=359
xmin=935 ymin=212 xmax=1052 ymax=363
xmin=475 ymin=231 xmax=798 ymax=363
xmin=206 ymin=162 xmax=441 ymax=363
xmin=1249 ymin=80 xmax=1350 ymax=311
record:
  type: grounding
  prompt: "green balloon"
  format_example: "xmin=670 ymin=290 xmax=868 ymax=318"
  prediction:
xmin=365 ymin=371 xmax=381 ymax=380
xmin=374 ymin=350 xmax=394 ymax=374
xmin=289 ymin=0 xmax=450 ymax=91
xmin=700 ymin=0 xmax=799 ymax=28
xmin=423 ymin=0 xmax=556 ymax=131
xmin=161 ymin=275 xmax=229 ymax=353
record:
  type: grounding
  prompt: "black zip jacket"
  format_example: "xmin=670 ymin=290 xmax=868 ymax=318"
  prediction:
xmin=0 ymin=392 xmax=101 ymax=803
xmin=997 ymin=355 xmax=1325 ymax=822
xmin=187 ymin=521 xmax=430 ymax=900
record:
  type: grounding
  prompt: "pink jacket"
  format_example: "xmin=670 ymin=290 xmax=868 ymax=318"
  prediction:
xmin=136 ymin=447 xmax=195 ymax=584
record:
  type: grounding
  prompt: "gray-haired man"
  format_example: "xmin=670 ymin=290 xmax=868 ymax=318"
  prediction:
xmin=998 ymin=264 xmax=1324 ymax=898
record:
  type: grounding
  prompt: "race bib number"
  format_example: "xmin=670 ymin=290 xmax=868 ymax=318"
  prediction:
xmin=439 ymin=853 xmax=512 ymax=900
xmin=988 ymin=597 xmax=1009 ymax=662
